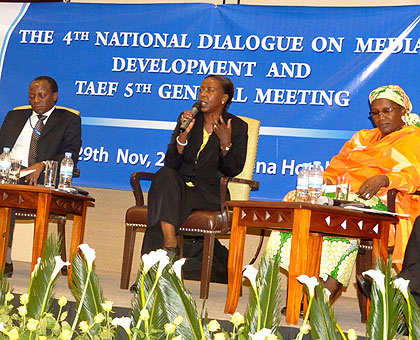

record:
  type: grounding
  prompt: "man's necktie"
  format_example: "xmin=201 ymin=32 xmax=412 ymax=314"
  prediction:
xmin=28 ymin=114 xmax=47 ymax=166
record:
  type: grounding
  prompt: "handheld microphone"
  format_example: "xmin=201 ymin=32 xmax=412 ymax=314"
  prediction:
xmin=179 ymin=101 xmax=202 ymax=132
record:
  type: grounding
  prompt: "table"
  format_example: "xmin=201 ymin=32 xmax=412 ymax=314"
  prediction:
xmin=224 ymin=200 xmax=398 ymax=324
xmin=0 ymin=184 xmax=95 ymax=278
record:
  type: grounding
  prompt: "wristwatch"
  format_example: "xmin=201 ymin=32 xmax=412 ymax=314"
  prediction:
xmin=220 ymin=143 xmax=232 ymax=152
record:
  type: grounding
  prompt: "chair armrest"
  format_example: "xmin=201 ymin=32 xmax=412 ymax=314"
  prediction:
xmin=219 ymin=176 xmax=260 ymax=210
xmin=387 ymin=188 xmax=420 ymax=213
xmin=229 ymin=177 xmax=259 ymax=190
xmin=130 ymin=172 xmax=155 ymax=206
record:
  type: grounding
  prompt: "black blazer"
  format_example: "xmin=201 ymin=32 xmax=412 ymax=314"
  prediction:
xmin=0 ymin=108 xmax=81 ymax=166
xmin=165 ymin=110 xmax=248 ymax=205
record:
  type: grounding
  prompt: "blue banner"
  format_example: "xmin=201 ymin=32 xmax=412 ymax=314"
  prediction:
xmin=0 ymin=3 xmax=420 ymax=200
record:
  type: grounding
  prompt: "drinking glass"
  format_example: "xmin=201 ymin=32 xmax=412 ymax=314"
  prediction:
xmin=9 ymin=159 xmax=21 ymax=185
xmin=44 ymin=160 xmax=58 ymax=188
xmin=336 ymin=174 xmax=350 ymax=200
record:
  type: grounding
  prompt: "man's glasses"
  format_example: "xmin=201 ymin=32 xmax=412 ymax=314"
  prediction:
xmin=369 ymin=106 xmax=402 ymax=118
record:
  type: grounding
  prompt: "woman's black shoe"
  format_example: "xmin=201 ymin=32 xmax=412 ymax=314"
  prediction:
xmin=356 ymin=274 xmax=372 ymax=297
xmin=130 ymin=283 xmax=138 ymax=294
xmin=163 ymin=246 xmax=180 ymax=261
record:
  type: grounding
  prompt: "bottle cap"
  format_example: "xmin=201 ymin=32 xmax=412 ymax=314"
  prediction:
xmin=3 ymin=147 xmax=10 ymax=153
xmin=65 ymin=152 xmax=72 ymax=158
xmin=313 ymin=161 xmax=321 ymax=166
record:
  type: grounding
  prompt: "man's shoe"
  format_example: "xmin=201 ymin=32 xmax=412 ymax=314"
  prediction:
xmin=4 ymin=263 xmax=12 ymax=278
xmin=356 ymin=274 xmax=372 ymax=297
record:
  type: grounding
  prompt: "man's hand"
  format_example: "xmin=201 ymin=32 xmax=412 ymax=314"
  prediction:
xmin=357 ymin=175 xmax=389 ymax=200
xmin=25 ymin=162 xmax=44 ymax=185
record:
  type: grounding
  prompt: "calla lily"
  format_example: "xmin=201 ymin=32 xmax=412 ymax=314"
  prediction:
xmin=297 ymin=275 xmax=319 ymax=297
xmin=156 ymin=254 xmax=170 ymax=278
xmin=323 ymin=288 xmax=331 ymax=303
xmin=249 ymin=328 xmax=273 ymax=340
xmin=141 ymin=251 xmax=161 ymax=275
xmin=172 ymin=258 xmax=186 ymax=280
xmin=111 ymin=317 xmax=132 ymax=334
xmin=243 ymin=265 xmax=258 ymax=290
xmin=52 ymin=256 xmax=70 ymax=280
xmin=363 ymin=269 xmax=385 ymax=294
xmin=394 ymin=277 xmax=410 ymax=299
xmin=78 ymin=244 xmax=96 ymax=270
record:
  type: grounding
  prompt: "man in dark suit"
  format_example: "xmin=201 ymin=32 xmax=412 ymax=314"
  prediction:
xmin=0 ymin=75 xmax=81 ymax=275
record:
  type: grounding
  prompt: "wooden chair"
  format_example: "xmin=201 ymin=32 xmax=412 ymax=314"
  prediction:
xmin=120 ymin=116 xmax=261 ymax=298
xmin=12 ymin=105 xmax=82 ymax=275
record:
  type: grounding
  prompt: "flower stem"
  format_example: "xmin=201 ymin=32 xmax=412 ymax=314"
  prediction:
xmin=71 ymin=267 xmax=92 ymax=331
xmin=336 ymin=323 xmax=348 ymax=340
xmin=406 ymin=296 xmax=413 ymax=340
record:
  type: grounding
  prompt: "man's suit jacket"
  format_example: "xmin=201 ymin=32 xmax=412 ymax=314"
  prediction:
xmin=0 ymin=107 xmax=81 ymax=166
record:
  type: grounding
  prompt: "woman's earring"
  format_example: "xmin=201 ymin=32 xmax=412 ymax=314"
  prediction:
xmin=222 ymin=101 xmax=225 ymax=104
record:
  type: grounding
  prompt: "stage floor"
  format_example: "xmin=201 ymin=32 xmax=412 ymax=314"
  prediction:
xmin=8 ymin=261 xmax=366 ymax=338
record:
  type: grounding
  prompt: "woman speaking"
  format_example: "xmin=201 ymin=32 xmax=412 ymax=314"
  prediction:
xmin=141 ymin=75 xmax=248 ymax=258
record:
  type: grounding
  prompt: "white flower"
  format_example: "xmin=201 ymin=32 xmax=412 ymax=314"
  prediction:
xmin=323 ymin=288 xmax=331 ymax=303
xmin=231 ymin=312 xmax=245 ymax=327
xmin=111 ymin=317 xmax=131 ymax=334
xmin=300 ymin=324 xmax=310 ymax=334
xmin=142 ymin=249 xmax=170 ymax=277
xmin=243 ymin=265 xmax=258 ymax=290
xmin=52 ymin=256 xmax=70 ymax=280
xmin=297 ymin=275 xmax=319 ymax=297
xmin=157 ymin=258 xmax=170 ymax=278
xmin=173 ymin=336 xmax=183 ymax=340
xmin=363 ymin=269 xmax=385 ymax=294
xmin=348 ymin=328 xmax=357 ymax=340
xmin=249 ymin=328 xmax=274 ymax=340
xmin=78 ymin=244 xmax=96 ymax=270
xmin=394 ymin=277 xmax=410 ymax=299
xmin=208 ymin=320 xmax=221 ymax=332
xmin=141 ymin=251 xmax=161 ymax=274
xmin=172 ymin=258 xmax=186 ymax=280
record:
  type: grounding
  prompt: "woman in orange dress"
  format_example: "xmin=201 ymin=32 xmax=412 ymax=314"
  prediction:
xmin=266 ymin=85 xmax=420 ymax=301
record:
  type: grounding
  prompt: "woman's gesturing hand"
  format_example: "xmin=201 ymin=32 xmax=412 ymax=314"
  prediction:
xmin=212 ymin=115 xmax=232 ymax=150
xmin=357 ymin=175 xmax=390 ymax=200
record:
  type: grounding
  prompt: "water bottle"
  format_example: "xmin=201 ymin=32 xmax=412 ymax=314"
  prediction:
xmin=296 ymin=163 xmax=310 ymax=202
xmin=58 ymin=152 xmax=74 ymax=191
xmin=0 ymin=147 xmax=12 ymax=184
xmin=308 ymin=161 xmax=324 ymax=203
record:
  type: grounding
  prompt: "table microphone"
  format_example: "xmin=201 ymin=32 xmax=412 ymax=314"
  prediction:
xmin=316 ymin=196 xmax=366 ymax=208
xmin=180 ymin=101 xmax=202 ymax=132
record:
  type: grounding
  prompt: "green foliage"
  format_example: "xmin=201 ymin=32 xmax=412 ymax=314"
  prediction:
xmin=244 ymin=253 xmax=282 ymax=336
xmin=309 ymin=283 xmax=340 ymax=340
xmin=366 ymin=260 xmax=404 ymax=340
xmin=26 ymin=234 xmax=61 ymax=318
xmin=69 ymin=253 xmax=105 ymax=326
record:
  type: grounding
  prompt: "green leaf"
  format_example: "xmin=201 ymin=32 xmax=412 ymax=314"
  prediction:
xmin=244 ymin=252 xmax=282 ymax=335
xmin=309 ymin=282 xmax=340 ymax=340
xmin=366 ymin=259 xmax=404 ymax=340
xmin=69 ymin=253 xmax=105 ymax=326
xmin=26 ymin=235 xmax=61 ymax=318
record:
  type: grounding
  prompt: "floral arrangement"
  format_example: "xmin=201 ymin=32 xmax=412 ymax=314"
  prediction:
xmin=0 ymin=235 xmax=418 ymax=340
xmin=299 ymin=259 xmax=420 ymax=340
xmin=0 ymin=235 xmax=284 ymax=340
